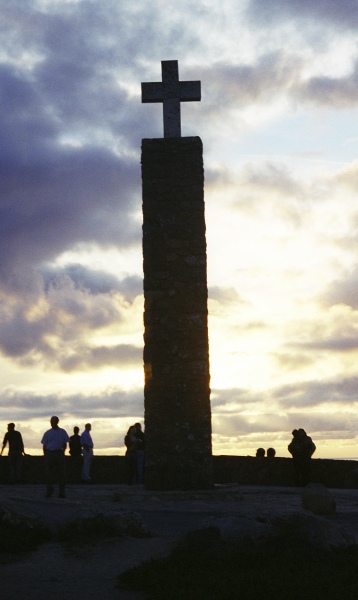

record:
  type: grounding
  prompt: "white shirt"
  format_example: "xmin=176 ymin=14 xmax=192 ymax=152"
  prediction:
xmin=80 ymin=430 xmax=93 ymax=448
xmin=41 ymin=427 xmax=70 ymax=451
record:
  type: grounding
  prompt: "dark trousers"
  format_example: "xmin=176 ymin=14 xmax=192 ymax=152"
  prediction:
xmin=293 ymin=457 xmax=311 ymax=486
xmin=44 ymin=450 xmax=66 ymax=495
xmin=125 ymin=451 xmax=137 ymax=485
xmin=136 ymin=450 xmax=144 ymax=484
xmin=9 ymin=452 xmax=23 ymax=483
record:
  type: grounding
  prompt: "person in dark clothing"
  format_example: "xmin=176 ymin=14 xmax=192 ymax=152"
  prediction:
xmin=69 ymin=426 xmax=82 ymax=457
xmin=288 ymin=428 xmax=316 ymax=486
xmin=124 ymin=425 xmax=138 ymax=485
xmin=0 ymin=423 xmax=26 ymax=483
xmin=134 ymin=422 xmax=145 ymax=483
xmin=69 ymin=426 xmax=82 ymax=481
xmin=41 ymin=416 xmax=70 ymax=498
xmin=267 ymin=447 xmax=276 ymax=459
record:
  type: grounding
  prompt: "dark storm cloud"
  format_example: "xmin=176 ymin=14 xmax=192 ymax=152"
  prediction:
xmin=0 ymin=0 xmax=209 ymax=290
xmin=0 ymin=78 xmax=141 ymax=307
xmin=247 ymin=0 xmax=358 ymax=30
xmin=0 ymin=2 xmax=154 ymax=364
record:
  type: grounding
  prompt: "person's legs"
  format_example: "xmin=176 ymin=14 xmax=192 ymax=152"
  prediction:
xmin=56 ymin=453 xmax=67 ymax=496
xmin=81 ymin=449 xmax=93 ymax=481
xmin=301 ymin=458 xmax=311 ymax=486
xmin=8 ymin=454 xmax=16 ymax=483
xmin=14 ymin=453 xmax=23 ymax=483
xmin=136 ymin=450 xmax=144 ymax=484
xmin=126 ymin=452 xmax=137 ymax=485
xmin=44 ymin=452 xmax=55 ymax=496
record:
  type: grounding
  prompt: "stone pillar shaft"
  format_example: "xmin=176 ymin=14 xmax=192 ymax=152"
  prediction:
xmin=142 ymin=136 xmax=212 ymax=490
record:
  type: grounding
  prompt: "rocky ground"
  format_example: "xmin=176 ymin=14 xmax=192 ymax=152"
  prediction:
xmin=1 ymin=483 xmax=358 ymax=600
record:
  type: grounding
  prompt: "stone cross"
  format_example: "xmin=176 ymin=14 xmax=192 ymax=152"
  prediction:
xmin=141 ymin=60 xmax=201 ymax=138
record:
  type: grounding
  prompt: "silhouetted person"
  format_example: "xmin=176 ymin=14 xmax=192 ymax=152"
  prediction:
xmin=288 ymin=428 xmax=316 ymax=486
xmin=267 ymin=447 xmax=276 ymax=459
xmin=1 ymin=423 xmax=26 ymax=483
xmin=125 ymin=425 xmax=138 ymax=485
xmin=80 ymin=423 xmax=94 ymax=482
xmin=69 ymin=426 xmax=82 ymax=457
xmin=134 ymin=422 xmax=145 ymax=483
xmin=256 ymin=448 xmax=265 ymax=458
xmin=41 ymin=416 xmax=70 ymax=498
xmin=69 ymin=426 xmax=82 ymax=481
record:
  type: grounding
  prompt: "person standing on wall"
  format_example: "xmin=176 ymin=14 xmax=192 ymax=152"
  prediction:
xmin=69 ymin=426 xmax=82 ymax=482
xmin=41 ymin=416 xmax=70 ymax=498
xmin=288 ymin=428 xmax=316 ymax=486
xmin=80 ymin=423 xmax=94 ymax=483
xmin=0 ymin=423 xmax=27 ymax=483
xmin=134 ymin=422 xmax=145 ymax=484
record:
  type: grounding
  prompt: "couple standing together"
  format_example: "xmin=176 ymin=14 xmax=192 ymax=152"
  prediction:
xmin=125 ymin=423 xmax=145 ymax=485
xmin=69 ymin=423 xmax=94 ymax=483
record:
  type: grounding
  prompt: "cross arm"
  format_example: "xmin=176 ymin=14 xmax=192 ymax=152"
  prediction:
xmin=141 ymin=82 xmax=164 ymax=103
xmin=178 ymin=81 xmax=201 ymax=102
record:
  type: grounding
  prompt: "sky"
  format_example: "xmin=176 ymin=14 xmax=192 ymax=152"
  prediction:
xmin=1 ymin=0 xmax=358 ymax=459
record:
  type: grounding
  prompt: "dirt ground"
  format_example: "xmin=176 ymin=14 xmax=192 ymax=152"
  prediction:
xmin=0 ymin=484 xmax=175 ymax=600
xmin=1 ymin=483 xmax=358 ymax=600
xmin=0 ymin=535 xmax=172 ymax=600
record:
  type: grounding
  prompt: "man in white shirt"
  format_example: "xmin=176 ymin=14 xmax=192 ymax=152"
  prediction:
xmin=41 ymin=416 xmax=70 ymax=498
xmin=80 ymin=423 xmax=94 ymax=482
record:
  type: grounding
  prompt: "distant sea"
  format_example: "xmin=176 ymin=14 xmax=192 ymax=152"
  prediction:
xmin=331 ymin=457 xmax=358 ymax=461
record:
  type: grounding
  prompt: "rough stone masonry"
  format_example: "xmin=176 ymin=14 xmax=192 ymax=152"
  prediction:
xmin=141 ymin=61 xmax=213 ymax=490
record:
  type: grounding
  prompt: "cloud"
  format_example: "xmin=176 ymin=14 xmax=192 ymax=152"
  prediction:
xmin=0 ymin=274 xmax=142 ymax=369
xmin=208 ymin=286 xmax=247 ymax=306
xmin=0 ymin=387 xmax=144 ymax=421
xmin=41 ymin=264 xmax=143 ymax=302
xmin=211 ymin=387 xmax=262 ymax=408
xmin=296 ymin=61 xmax=358 ymax=108
xmin=59 ymin=343 xmax=142 ymax=372
xmin=335 ymin=160 xmax=358 ymax=191
xmin=321 ymin=266 xmax=358 ymax=309
xmin=203 ymin=52 xmax=302 ymax=108
xmin=282 ymin=304 xmax=358 ymax=358
xmin=273 ymin=351 xmax=316 ymax=372
xmin=275 ymin=376 xmax=358 ymax=408
xmin=0 ymin=140 xmax=140 ymax=282
xmin=213 ymin=413 xmax=290 ymax=437
xmin=1 ymin=0 xmax=358 ymax=458
xmin=247 ymin=0 xmax=358 ymax=30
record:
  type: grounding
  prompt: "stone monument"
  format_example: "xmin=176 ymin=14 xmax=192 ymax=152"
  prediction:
xmin=141 ymin=60 xmax=212 ymax=490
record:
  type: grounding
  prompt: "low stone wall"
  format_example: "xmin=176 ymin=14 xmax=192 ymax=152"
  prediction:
xmin=213 ymin=456 xmax=358 ymax=489
xmin=1 ymin=455 xmax=358 ymax=488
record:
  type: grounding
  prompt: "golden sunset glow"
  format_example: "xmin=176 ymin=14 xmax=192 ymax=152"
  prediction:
xmin=1 ymin=0 xmax=358 ymax=459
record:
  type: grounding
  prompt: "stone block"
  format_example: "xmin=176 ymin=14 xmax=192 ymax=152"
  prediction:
xmin=301 ymin=483 xmax=336 ymax=515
